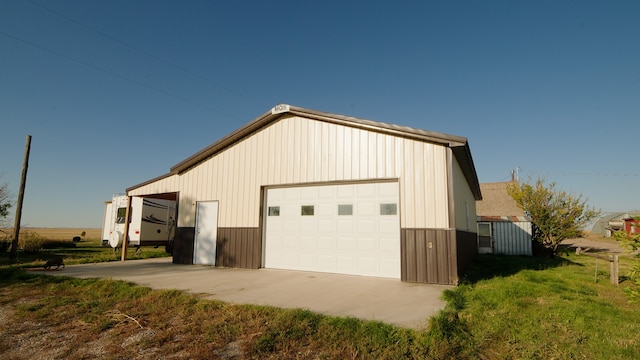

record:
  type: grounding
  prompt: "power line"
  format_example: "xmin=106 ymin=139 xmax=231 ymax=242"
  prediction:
xmin=528 ymin=170 xmax=640 ymax=177
xmin=27 ymin=0 xmax=270 ymax=109
xmin=0 ymin=29 xmax=242 ymax=122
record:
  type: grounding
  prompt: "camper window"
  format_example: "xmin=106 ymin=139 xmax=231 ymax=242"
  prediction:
xmin=115 ymin=207 xmax=128 ymax=224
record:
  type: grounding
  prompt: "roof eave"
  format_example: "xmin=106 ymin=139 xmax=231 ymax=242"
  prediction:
xmin=451 ymin=143 xmax=482 ymax=201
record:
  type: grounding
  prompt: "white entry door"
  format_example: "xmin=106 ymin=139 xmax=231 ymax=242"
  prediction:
xmin=194 ymin=201 xmax=219 ymax=265
xmin=264 ymin=182 xmax=400 ymax=278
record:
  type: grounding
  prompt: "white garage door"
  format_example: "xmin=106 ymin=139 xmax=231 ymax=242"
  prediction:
xmin=264 ymin=182 xmax=400 ymax=278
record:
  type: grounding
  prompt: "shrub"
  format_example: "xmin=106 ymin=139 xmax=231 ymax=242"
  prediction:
xmin=19 ymin=231 xmax=46 ymax=253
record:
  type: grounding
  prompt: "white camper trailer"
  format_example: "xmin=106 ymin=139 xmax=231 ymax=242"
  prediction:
xmin=102 ymin=195 xmax=176 ymax=250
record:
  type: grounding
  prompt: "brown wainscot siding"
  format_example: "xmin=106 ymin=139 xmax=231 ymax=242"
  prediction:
xmin=216 ymin=228 xmax=261 ymax=269
xmin=401 ymin=228 xmax=457 ymax=285
xmin=456 ymin=230 xmax=478 ymax=278
xmin=173 ymin=227 xmax=195 ymax=265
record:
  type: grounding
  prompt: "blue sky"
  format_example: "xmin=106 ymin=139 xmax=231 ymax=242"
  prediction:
xmin=1 ymin=0 xmax=638 ymax=228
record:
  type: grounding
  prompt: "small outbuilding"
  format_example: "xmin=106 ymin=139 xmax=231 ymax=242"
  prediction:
xmin=476 ymin=182 xmax=533 ymax=256
xmin=126 ymin=104 xmax=482 ymax=284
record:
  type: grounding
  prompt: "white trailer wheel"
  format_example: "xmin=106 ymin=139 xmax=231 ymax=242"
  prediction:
xmin=108 ymin=231 xmax=123 ymax=248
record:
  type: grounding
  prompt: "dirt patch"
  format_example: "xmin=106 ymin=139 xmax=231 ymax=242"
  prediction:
xmin=560 ymin=237 xmax=626 ymax=254
xmin=0 ymin=304 xmax=246 ymax=360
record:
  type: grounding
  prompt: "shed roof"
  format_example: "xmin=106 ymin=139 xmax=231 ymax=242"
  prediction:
xmin=128 ymin=104 xmax=481 ymax=199
xmin=476 ymin=182 xmax=525 ymax=217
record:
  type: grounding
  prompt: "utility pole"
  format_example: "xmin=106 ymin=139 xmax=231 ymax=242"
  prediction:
xmin=10 ymin=135 xmax=32 ymax=260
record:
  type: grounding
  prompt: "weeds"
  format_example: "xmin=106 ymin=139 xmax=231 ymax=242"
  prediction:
xmin=19 ymin=230 xmax=46 ymax=253
xmin=2 ymin=244 xmax=639 ymax=359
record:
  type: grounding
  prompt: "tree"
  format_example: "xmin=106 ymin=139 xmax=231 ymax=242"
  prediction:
xmin=507 ymin=178 xmax=600 ymax=255
xmin=0 ymin=178 xmax=12 ymax=228
xmin=613 ymin=218 xmax=640 ymax=302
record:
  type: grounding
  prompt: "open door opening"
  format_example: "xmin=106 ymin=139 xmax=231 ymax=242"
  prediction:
xmin=478 ymin=222 xmax=493 ymax=254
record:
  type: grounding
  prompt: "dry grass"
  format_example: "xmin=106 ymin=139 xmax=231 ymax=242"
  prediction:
xmin=0 ymin=232 xmax=169 ymax=268
xmin=0 ymin=227 xmax=102 ymax=241
xmin=2 ymin=228 xmax=102 ymax=240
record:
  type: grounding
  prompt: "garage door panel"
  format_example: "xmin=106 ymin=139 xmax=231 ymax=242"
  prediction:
xmin=380 ymin=237 xmax=400 ymax=253
xmin=283 ymin=219 xmax=299 ymax=232
xmin=282 ymin=205 xmax=298 ymax=217
xmin=318 ymin=219 xmax=335 ymax=232
xmin=300 ymin=235 xmax=316 ymax=250
xmin=337 ymin=220 xmax=355 ymax=232
xmin=357 ymin=237 xmax=376 ymax=251
xmin=337 ymin=184 xmax=356 ymax=197
xmin=283 ymin=235 xmax=300 ymax=249
xmin=357 ymin=183 xmax=377 ymax=198
xmin=284 ymin=188 xmax=301 ymax=200
xmin=299 ymin=186 xmax=317 ymax=199
xmin=357 ymin=220 xmax=378 ymax=234
xmin=317 ymin=204 xmax=334 ymax=216
xmin=265 ymin=251 xmax=282 ymax=267
xmin=267 ymin=220 xmax=283 ymax=233
xmin=282 ymin=253 xmax=300 ymax=267
xmin=317 ymin=255 xmax=336 ymax=269
xmin=357 ymin=257 xmax=378 ymax=273
xmin=318 ymin=186 xmax=335 ymax=199
xmin=337 ymin=256 xmax=356 ymax=271
xmin=265 ymin=182 xmax=400 ymax=279
xmin=357 ymin=202 xmax=375 ymax=216
xmin=379 ymin=259 xmax=401 ymax=276
xmin=337 ymin=236 xmax=355 ymax=250
xmin=299 ymin=219 xmax=317 ymax=232
xmin=317 ymin=236 xmax=335 ymax=250
xmin=299 ymin=253 xmax=316 ymax=267
xmin=268 ymin=188 xmax=284 ymax=201
xmin=379 ymin=219 xmax=399 ymax=234
xmin=379 ymin=182 xmax=399 ymax=197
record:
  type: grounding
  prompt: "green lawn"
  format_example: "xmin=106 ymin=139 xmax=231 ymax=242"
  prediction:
xmin=445 ymin=254 xmax=640 ymax=359
xmin=1 ymin=242 xmax=638 ymax=359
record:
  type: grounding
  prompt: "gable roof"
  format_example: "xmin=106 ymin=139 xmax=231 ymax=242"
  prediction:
xmin=129 ymin=104 xmax=481 ymax=199
xmin=476 ymin=182 xmax=526 ymax=217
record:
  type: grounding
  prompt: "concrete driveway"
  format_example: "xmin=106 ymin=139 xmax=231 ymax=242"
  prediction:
xmin=38 ymin=258 xmax=449 ymax=329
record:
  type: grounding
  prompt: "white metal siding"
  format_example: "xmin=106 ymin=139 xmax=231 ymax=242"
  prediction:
xmin=493 ymin=221 xmax=533 ymax=256
xmin=136 ymin=115 xmax=450 ymax=229
xmin=452 ymin=156 xmax=476 ymax=231
xmin=128 ymin=174 xmax=180 ymax=197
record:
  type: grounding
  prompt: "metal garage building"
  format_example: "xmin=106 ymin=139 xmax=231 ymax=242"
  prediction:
xmin=126 ymin=104 xmax=482 ymax=284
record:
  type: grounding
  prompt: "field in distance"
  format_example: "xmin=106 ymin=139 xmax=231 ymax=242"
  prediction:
xmin=1 ymin=228 xmax=101 ymax=240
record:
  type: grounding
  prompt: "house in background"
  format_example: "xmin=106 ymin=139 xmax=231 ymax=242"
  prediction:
xmin=476 ymin=182 xmax=533 ymax=256
xmin=125 ymin=104 xmax=482 ymax=285
xmin=591 ymin=211 xmax=640 ymax=238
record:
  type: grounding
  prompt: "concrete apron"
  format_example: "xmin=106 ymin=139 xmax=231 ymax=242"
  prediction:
xmin=37 ymin=257 xmax=450 ymax=329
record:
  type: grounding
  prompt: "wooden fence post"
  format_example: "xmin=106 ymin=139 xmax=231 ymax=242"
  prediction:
xmin=611 ymin=255 xmax=619 ymax=286
xmin=576 ymin=247 xmax=619 ymax=285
